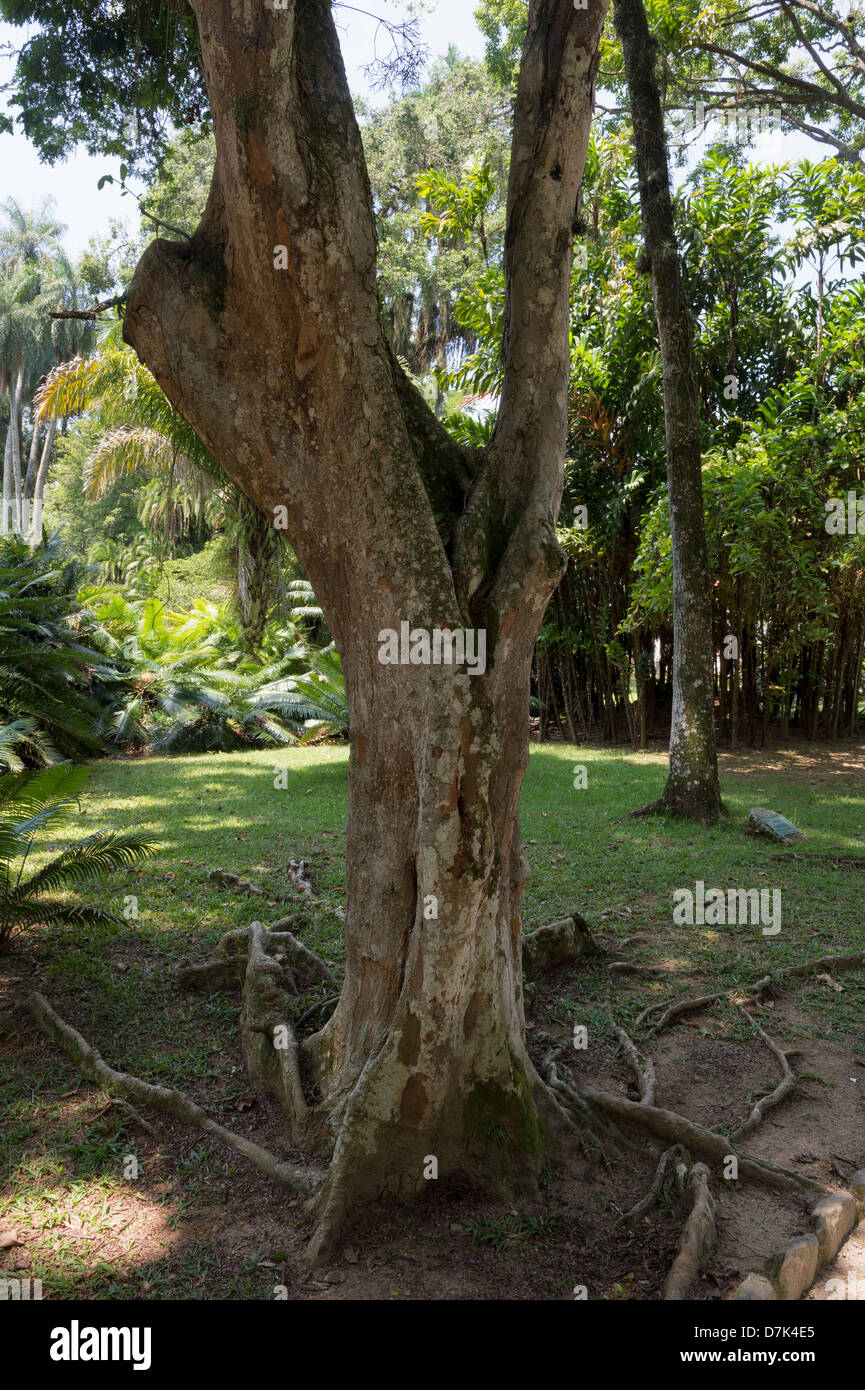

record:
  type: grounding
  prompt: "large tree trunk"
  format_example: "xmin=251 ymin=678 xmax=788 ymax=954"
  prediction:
xmin=123 ymin=0 xmax=608 ymax=1254
xmin=614 ymin=0 xmax=722 ymax=821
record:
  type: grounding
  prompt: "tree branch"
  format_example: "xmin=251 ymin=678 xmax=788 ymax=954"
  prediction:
xmin=49 ymin=294 xmax=126 ymax=321
xmin=692 ymin=41 xmax=865 ymax=121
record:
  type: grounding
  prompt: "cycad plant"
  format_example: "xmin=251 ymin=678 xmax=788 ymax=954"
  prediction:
xmin=84 ymin=589 xmax=311 ymax=752
xmin=0 ymin=763 xmax=154 ymax=950
xmin=253 ymin=647 xmax=349 ymax=741
xmin=0 ymin=533 xmax=122 ymax=771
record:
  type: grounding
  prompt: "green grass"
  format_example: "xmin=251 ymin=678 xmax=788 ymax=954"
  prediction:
xmin=2 ymin=738 xmax=863 ymax=1297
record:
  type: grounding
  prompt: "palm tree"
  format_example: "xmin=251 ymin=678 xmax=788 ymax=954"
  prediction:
xmin=25 ymin=248 xmax=95 ymax=511
xmin=0 ymin=198 xmax=88 ymax=539
xmin=0 ymin=762 xmax=154 ymax=951
xmin=0 ymin=197 xmax=66 ymax=268
xmin=0 ymin=263 xmax=41 ymax=528
xmin=36 ymin=332 xmax=287 ymax=649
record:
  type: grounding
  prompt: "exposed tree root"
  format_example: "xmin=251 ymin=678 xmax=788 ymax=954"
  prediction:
xmin=177 ymin=921 xmax=336 ymax=994
xmin=730 ymin=1007 xmax=797 ymax=1142
xmin=240 ymin=922 xmax=310 ymax=1145
xmin=89 ymin=1096 xmax=158 ymax=1139
xmin=294 ymin=994 xmax=340 ymax=1029
xmin=635 ymin=950 xmax=865 ymax=1032
xmin=606 ymin=961 xmax=667 ymax=978
xmin=663 ymin=1163 xmax=716 ymax=1299
xmin=28 ymin=991 xmax=322 ymax=1194
xmin=628 ymin=793 xmax=722 ymax=828
xmin=767 ymin=949 xmax=865 ymax=983
xmin=635 ymin=989 xmax=729 ymax=1031
xmin=770 ymin=852 xmax=865 ymax=868
xmin=620 ymin=1144 xmax=685 ymax=1225
xmin=541 ymin=1048 xmax=624 ymax=1153
xmin=581 ymin=1088 xmax=825 ymax=1195
xmin=176 ymin=957 xmax=248 ymax=993
xmin=522 ymin=912 xmax=602 ymax=977
xmin=612 ymin=1023 xmax=656 ymax=1106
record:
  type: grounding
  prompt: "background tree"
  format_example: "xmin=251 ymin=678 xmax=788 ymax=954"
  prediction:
xmin=613 ymin=0 xmax=722 ymax=820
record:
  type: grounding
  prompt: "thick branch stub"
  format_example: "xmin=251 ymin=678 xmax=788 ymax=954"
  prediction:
xmin=177 ymin=923 xmax=335 ymax=993
xmin=241 ymin=922 xmax=310 ymax=1145
xmin=28 ymin=992 xmax=321 ymax=1194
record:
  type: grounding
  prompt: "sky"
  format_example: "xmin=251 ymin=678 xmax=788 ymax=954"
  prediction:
xmin=0 ymin=2 xmax=487 ymax=260
xmin=0 ymin=2 xmax=823 ymax=262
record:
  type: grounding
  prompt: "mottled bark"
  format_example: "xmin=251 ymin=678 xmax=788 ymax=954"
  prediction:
xmin=123 ymin=0 xmax=608 ymax=1252
xmin=614 ymin=0 xmax=722 ymax=822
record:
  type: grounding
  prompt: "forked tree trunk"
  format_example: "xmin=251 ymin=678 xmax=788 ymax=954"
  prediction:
xmin=614 ymin=0 xmax=721 ymax=821
xmin=123 ymin=0 xmax=608 ymax=1254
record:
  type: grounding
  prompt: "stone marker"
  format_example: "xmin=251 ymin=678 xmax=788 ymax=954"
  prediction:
xmin=811 ymin=1192 xmax=858 ymax=1265
xmin=731 ymin=1273 xmax=776 ymax=1300
xmin=747 ymin=807 xmax=806 ymax=843
xmin=769 ymin=1234 xmax=819 ymax=1300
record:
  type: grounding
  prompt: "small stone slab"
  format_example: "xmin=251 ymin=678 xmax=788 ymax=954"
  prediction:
xmin=731 ymin=1274 xmax=776 ymax=1301
xmin=769 ymin=1234 xmax=819 ymax=1300
xmin=811 ymin=1192 xmax=857 ymax=1265
xmin=747 ymin=807 xmax=806 ymax=843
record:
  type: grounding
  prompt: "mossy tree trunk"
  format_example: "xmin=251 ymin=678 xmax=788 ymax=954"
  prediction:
xmin=123 ymin=0 xmax=608 ymax=1252
xmin=614 ymin=0 xmax=722 ymax=822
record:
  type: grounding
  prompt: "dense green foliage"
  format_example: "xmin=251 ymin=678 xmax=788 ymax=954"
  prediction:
xmin=2 ymin=2 xmax=864 ymax=753
xmin=0 ymin=535 xmax=122 ymax=770
xmin=0 ymin=0 xmax=208 ymax=171
xmin=0 ymin=762 xmax=153 ymax=948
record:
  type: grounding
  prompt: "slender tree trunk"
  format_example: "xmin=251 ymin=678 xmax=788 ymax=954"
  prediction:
xmin=830 ymin=623 xmax=850 ymax=741
xmin=24 ymin=409 xmax=41 ymax=499
xmin=32 ymin=416 xmax=57 ymax=508
xmin=614 ymin=0 xmax=721 ymax=821
xmin=2 ymin=417 xmax=12 ymax=530
xmin=235 ymin=491 xmax=282 ymax=652
xmin=122 ymin=0 xmax=608 ymax=1255
xmin=849 ymin=629 xmax=864 ymax=737
xmin=7 ymin=367 xmax=25 ymax=529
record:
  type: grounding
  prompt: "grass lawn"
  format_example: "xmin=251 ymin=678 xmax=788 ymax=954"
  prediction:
xmin=2 ymin=738 xmax=863 ymax=1299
